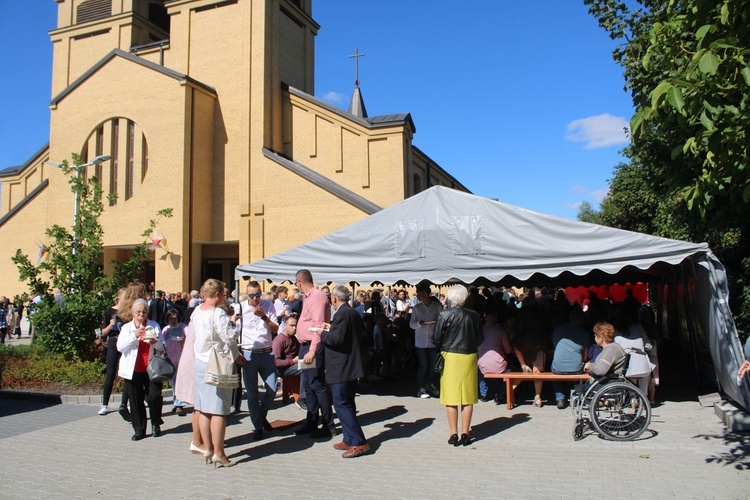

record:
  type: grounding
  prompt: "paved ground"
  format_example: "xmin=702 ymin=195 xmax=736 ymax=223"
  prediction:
xmin=1 ymin=374 xmax=749 ymax=500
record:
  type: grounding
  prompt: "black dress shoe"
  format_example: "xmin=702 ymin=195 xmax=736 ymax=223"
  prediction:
xmin=459 ymin=433 xmax=471 ymax=446
xmin=152 ymin=425 xmax=162 ymax=437
xmin=448 ymin=434 xmax=459 ymax=446
xmin=263 ymin=419 xmax=273 ymax=432
xmin=253 ymin=429 xmax=264 ymax=441
xmin=295 ymin=424 xmax=317 ymax=435
xmin=131 ymin=433 xmax=146 ymax=441
xmin=309 ymin=428 xmax=333 ymax=439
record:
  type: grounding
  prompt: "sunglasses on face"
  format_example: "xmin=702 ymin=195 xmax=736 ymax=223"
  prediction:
xmin=248 ymin=293 xmax=262 ymax=299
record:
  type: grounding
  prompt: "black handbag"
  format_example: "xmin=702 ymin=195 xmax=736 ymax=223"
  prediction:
xmin=147 ymin=346 xmax=175 ymax=382
xmin=433 ymin=315 xmax=454 ymax=375
xmin=434 ymin=353 xmax=445 ymax=374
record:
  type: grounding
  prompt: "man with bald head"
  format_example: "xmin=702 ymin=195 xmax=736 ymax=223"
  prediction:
xmin=294 ymin=269 xmax=334 ymax=438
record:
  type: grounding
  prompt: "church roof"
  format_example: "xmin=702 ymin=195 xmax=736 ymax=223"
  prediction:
xmin=287 ymin=85 xmax=416 ymax=133
xmin=262 ymin=148 xmax=382 ymax=215
xmin=348 ymin=86 xmax=367 ymax=118
xmin=0 ymin=142 xmax=49 ymax=177
xmin=50 ymin=48 xmax=216 ymax=107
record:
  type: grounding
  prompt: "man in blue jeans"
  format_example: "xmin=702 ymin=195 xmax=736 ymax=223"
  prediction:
xmin=551 ymin=305 xmax=589 ymax=409
xmin=240 ymin=281 xmax=279 ymax=440
xmin=409 ymin=284 xmax=442 ymax=398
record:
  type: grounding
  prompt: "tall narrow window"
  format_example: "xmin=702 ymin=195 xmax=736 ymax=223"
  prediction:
xmin=413 ymin=173 xmax=422 ymax=195
xmin=95 ymin=125 xmax=104 ymax=183
xmin=109 ymin=119 xmax=119 ymax=205
xmin=80 ymin=149 xmax=88 ymax=182
xmin=126 ymin=120 xmax=135 ymax=200
xmin=83 ymin=118 xmax=147 ymax=200
xmin=141 ymin=134 xmax=148 ymax=180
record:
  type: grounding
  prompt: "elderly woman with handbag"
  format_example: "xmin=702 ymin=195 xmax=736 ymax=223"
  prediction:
xmin=432 ymin=285 xmax=484 ymax=447
xmin=192 ymin=278 xmax=244 ymax=468
xmin=117 ymin=298 xmax=165 ymax=441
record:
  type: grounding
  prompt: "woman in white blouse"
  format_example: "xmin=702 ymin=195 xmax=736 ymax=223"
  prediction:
xmin=192 ymin=279 xmax=244 ymax=468
xmin=117 ymin=298 xmax=163 ymax=441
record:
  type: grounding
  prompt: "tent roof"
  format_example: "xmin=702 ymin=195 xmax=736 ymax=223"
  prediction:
xmin=235 ymin=186 xmax=709 ymax=286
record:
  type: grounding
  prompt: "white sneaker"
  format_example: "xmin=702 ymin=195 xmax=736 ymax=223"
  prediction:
xmin=418 ymin=389 xmax=431 ymax=399
xmin=98 ymin=405 xmax=108 ymax=415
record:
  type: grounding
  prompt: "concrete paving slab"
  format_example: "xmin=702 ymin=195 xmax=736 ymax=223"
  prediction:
xmin=1 ymin=380 xmax=749 ymax=499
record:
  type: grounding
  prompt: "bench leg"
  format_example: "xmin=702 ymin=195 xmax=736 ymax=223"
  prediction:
xmin=281 ymin=377 xmax=300 ymax=404
xmin=506 ymin=378 xmax=514 ymax=410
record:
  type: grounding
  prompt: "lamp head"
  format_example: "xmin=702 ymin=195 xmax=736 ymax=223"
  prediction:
xmin=89 ymin=155 xmax=111 ymax=165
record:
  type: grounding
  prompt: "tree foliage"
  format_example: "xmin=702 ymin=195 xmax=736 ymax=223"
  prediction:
xmin=582 ymin=0 xmax=750 ymax=339
xmin=12 ymin=155 xmax=172 ymax=360
xmin=585 ymin=0 xmax=750 ymax=219
xmin=576 ymin=201 xmax=604 ymax=225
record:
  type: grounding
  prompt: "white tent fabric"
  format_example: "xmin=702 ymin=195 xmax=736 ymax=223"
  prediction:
xmin=236 ymin=186 xmax=748 ymax=410
xmin=237 ymin=186 xmax=709 ymax=285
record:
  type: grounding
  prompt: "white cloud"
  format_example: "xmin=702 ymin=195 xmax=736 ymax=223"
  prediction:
xmin=569 ymin=185 xmax=609 ymax=205
xmin=566 ymin=114 xmax=630 ymax=149
xmin=322 ymin=91 xmax=347 ymax=106
xmin=589 ymin=188 xmax=608 ymax=203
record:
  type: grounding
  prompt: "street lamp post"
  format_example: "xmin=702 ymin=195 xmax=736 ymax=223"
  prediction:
xmin=44 ymin=155 xmax=111 ymax=255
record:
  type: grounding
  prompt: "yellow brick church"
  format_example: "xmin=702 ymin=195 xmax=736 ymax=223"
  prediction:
xmin=0 ymin=0 xmax=467 ymax=295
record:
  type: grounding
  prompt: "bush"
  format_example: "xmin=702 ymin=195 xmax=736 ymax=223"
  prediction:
xmin=0 ymin=344 xmax=110 ymax=390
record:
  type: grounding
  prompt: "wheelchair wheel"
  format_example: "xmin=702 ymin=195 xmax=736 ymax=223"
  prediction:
xmin=572 ymin=422 xmax=585 ymax=441
xmin=589 ymin=381 xmax=651 ymax=441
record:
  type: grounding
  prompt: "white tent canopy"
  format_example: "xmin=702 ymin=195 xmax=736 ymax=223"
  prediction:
xmin=236 ymin=186 xmax=748 ymax=410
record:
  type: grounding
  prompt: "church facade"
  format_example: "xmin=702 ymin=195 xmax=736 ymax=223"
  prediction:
xmin=0 ymin=0 xmax=467 ymax=295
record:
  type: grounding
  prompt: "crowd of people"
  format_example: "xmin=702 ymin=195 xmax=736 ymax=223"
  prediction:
xmin=94 ymin=276 xmax=662 ymax=461
xmin=0 ymin=295 xmax=26 ymax=343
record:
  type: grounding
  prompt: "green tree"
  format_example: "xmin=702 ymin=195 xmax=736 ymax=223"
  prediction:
xmin=12 ymin=154 xmax=172 ymax=360
xmin=585 ymin=0 xmax=750 ymax=219
xmin=584 ymin=0 xmax=750 ymax=338
xmin=576 ymin=201 xmax=604 ymax=225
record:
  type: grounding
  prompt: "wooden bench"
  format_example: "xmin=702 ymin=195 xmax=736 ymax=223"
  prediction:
xmin=280 ymin=376 xmax=300 ymax=404
xmin=483 ymin=372 xmax=590 ymax=410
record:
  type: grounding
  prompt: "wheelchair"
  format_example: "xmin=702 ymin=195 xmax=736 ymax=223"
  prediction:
xmin=570 ymin=371 xmax=651 ymax=441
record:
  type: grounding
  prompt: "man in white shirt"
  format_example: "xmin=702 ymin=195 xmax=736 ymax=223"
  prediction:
xmin=240 ymin=281 xmax=278 ymax=440
xmin=409 ymin=284 xmax=442 ymax=398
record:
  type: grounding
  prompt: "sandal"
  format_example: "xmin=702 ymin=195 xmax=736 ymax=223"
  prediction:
xmin=533 ymin=395 xmax=543 ymax=408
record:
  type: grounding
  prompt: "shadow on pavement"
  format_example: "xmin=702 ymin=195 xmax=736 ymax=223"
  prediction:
xmin=470 ymin=412 xmax=531 ymax=443
xmin=357 ymin=404 xmax=408 ymax=427
xmin=697 ymin=431 xmax=750 ymax=470
xmin=231 ymin=429 xmax=317 ymax=463
xmin=0 ymin=394 xmax=61 ymax=417
xmin=367 ymin=417 xmax=435 ymax=452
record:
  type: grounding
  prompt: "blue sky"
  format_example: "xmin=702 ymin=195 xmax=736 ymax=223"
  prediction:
xmin=0 ymin=1 xmax=633 ymax=219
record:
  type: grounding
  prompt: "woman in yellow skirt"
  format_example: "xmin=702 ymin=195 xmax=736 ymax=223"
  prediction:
xmin=432 ymin=285 xmax=484 ymax=446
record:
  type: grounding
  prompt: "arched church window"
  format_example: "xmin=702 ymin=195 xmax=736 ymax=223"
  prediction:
xmin=80 ymin=118 xmax=149 ymax=204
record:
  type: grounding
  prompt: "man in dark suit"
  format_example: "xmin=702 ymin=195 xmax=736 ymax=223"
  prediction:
xmin=148 ymin=290 xmax=167 ymax=327
xmin=318 ymin=285 xmax=370 ymax=458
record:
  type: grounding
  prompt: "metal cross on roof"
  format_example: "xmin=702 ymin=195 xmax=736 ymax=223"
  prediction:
xmin=348 ymin=47 xmax=365 ymax=87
